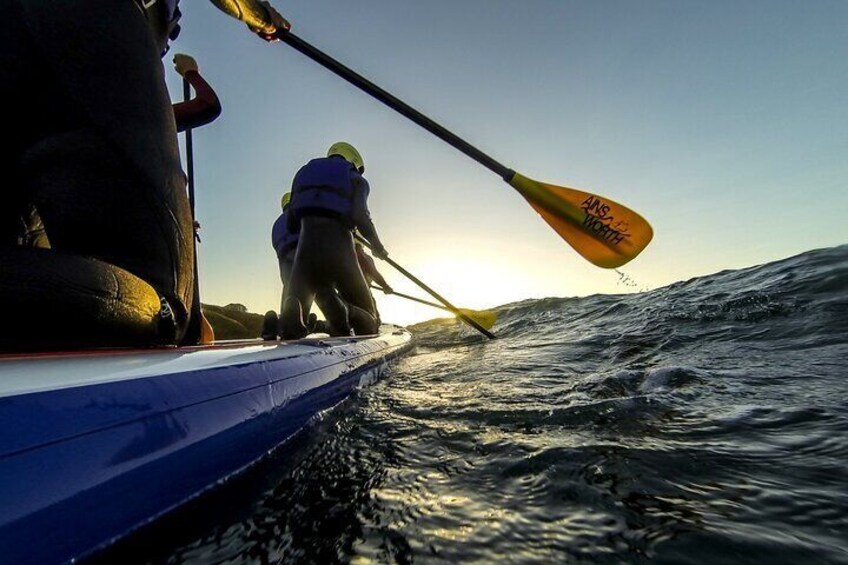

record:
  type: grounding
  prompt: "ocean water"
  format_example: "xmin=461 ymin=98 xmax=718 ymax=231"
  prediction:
xmin=94 ymin=245 xmax=848 ymax=564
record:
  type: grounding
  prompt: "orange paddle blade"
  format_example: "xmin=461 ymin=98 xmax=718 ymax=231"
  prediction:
xmin=508 ymin=173 xmax=653 ymax=268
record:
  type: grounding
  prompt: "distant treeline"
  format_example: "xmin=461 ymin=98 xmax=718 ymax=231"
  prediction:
xmin=202 ymin=303 xmax=264 ymax=340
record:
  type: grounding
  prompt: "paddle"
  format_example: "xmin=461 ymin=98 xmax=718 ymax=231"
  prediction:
xmin=273 ymin=30 xmax=653 ymax=268
xmin=181 ymin=78 xmax=214 ymax=345
xmin=183 ymin=79 xmax=196 ymax=213
xmin=356 ymin=237 xmax=496 ymax=339
xmin=371 ymin=285 xmax=497 ymax=331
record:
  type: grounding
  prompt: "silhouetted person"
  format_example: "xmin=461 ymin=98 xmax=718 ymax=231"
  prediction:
xmin=280 ymin=143 xmax=388 ymax=338
xmin=0 ymin=0 xmax=288 ymax=350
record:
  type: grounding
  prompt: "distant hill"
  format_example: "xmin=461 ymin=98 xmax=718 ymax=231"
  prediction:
xmin=202 ymin=303 xmax=265 ymax=340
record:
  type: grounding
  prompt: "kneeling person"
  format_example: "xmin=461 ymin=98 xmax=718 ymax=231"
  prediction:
xmin=281 ymin=142 xmax=387 ymax=338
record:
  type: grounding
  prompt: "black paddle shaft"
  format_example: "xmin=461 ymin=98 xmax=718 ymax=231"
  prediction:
xmin=382 ymin=254 xmax=496 ymax=339
xmin=357 ymin=238 xmax=496 ymax=339
xmin=275 ymin=30 xmax=516 ymax=183
xmin=182 ymin=79 xmax=196 ymax=214
xmin=371 ymin=285 xmax=445 ymax=311
xmin=181 ymin=78 xmax=203 ymax=345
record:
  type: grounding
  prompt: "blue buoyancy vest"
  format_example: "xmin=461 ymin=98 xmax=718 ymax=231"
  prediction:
xmin=289 ymin=157 xmax=358 ymax=223
xmin=272 ymin=210 xmax=298 ymax=258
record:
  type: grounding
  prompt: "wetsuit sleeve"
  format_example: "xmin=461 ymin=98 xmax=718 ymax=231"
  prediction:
xmin=351 ymin=176 xmax=387 ymax=256
xmin=368 ymin=262 xmax=392 ymax=290
xmin=356 ymin=246 xmax=391 ymax=289
xmin=172 ymin=70 xmax=222 ymax=132
xmin=355 ymin=246 xmax=375 ymax=284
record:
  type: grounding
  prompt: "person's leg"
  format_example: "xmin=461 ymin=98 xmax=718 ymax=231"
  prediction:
xmin=332 ymin=255 xmax=379 ymax=335
xmin=313 ymin=289 xmax=351 ymax=337
xmin=25 ymin=128 xmax=194 ymax=335
xmin=280 ymin=295 xmax=309 ymax=340
xmin=279 ymin=256 xmax=315 ymax=340
xmin=277 ymin=254 xmax=293 ymax=313
xmin=0 ymin=247 xmax=166 ymax=350
xmin=349 ymin=304 xmax=381 ymax=335
xmin=280 ymin=255 xmax=294 ymax=287
xmin=283 ymin=218 xmax=378 ymax=337
xmin=270 ymin=254 xmax=295 ymax=339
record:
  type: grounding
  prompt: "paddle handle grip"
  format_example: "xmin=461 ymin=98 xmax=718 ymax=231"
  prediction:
xmin=276 ymin=30 xmax=515 ymax=182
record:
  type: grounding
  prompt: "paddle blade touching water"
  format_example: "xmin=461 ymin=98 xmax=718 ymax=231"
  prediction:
xmin=508 ymin=173 xmax=653 ymax=269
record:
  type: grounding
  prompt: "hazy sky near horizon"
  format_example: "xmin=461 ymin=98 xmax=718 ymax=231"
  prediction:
xmin=167 ymin=0 xmax=847 ymax=325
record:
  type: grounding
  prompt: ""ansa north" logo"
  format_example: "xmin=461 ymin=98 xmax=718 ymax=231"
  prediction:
xmin=580 ymin=196 xmax=631 ymax=246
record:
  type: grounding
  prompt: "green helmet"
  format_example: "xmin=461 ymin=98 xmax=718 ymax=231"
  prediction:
xmin=281 ymin=192 xmax=291 ymax=210
xmin=327 ymin=141 xmax=364 ymax=173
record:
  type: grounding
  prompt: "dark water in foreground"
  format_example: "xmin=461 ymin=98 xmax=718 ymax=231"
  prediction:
xmin=97 ymin=245 xmax=848 ymax=564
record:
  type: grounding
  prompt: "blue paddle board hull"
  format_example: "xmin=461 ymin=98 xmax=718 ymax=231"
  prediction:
xmin=0 ymin=326 xmax=412 ymax=563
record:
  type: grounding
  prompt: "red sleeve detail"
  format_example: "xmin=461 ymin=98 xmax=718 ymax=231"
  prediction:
xmin=172 ymin=70 xmax=222 ymax=132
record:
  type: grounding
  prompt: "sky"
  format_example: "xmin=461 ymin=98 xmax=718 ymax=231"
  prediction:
xmin=166 ymin=0 xmax=848 ymax=325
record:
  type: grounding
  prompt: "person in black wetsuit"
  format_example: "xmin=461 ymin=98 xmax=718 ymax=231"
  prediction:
xmin=0 ymin=0 xmax=287 ymax=350
xmin=264 ymin=191 xmax=298 ymax=339
xmin=280 ymin=143 xmax=388 ymax=339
